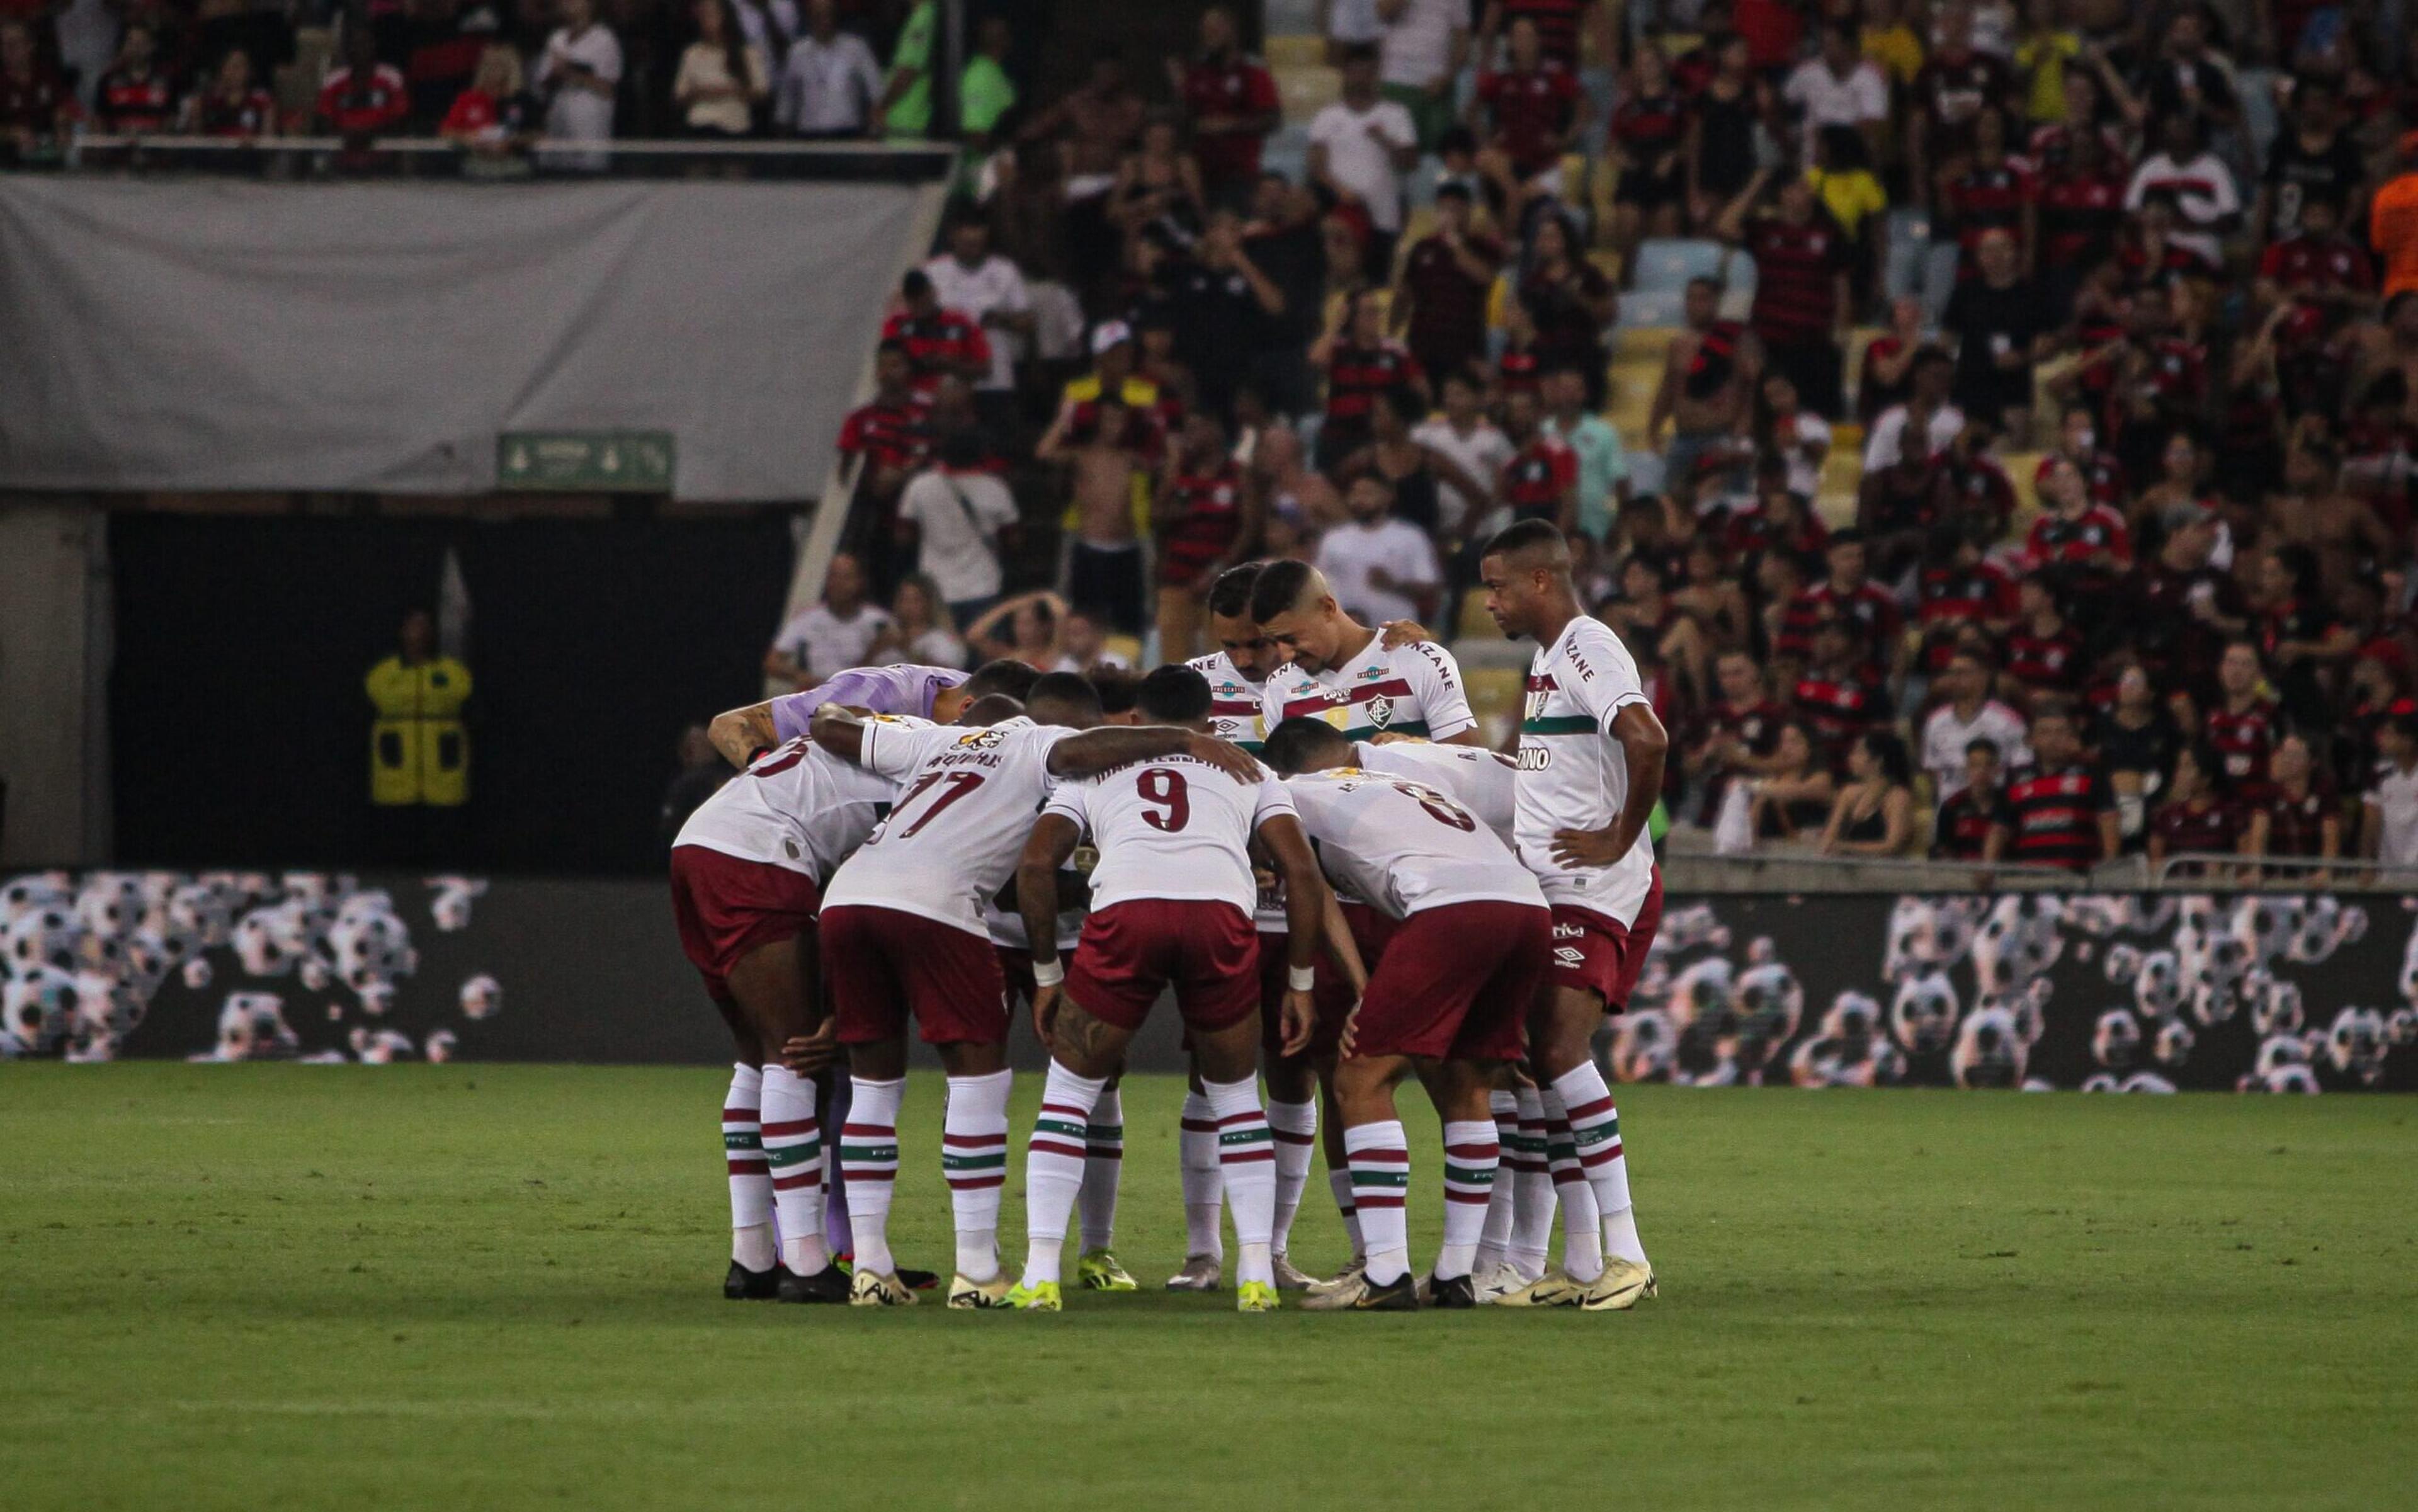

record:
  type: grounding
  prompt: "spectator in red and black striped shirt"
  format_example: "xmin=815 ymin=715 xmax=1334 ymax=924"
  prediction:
xmin=1720 ymin=169 xmax=1853 ymax=418
xmin=1932 ymin=737 xmax=2015 ymax=860
xmin=882 ymin=271 xmax=992 ymax=401
xmin=1472 ymin=18 xmax=1586 ymax=190
xmin=2204 ymin=640 xmax=2285 ymax=800
xmin=1496 ymin=387 xmax=1578 ymax=535
xmin=2245 ymin=733 xmax=2342 ymax=877
xmin=94 ymin=22 xmax=177 ymax=134
xmin=2005 ymin=574 xmax=2085 ymax=698
xmin=1997 ymin=707 xmax=2120 ymax=870
xmin=1310 ymin=287 xmax=1427 ymax=470
xmin=1791 ymin=613 xmax=1892 ymax=766
xmin=1776 ymin=530 xmax=1900 ymax=661
xmin=1171 ymin=6 xmax=1281 ymax=200
xmin=317 ymin=26 xmax=412 ymax=145
xmin=1390 ymin=181 xmax=1502 ymax=389
xmin=2147 ymin=741 xmax=2245 ymax=877
xmin=1478 ymin=0 xmax=1606 ymax=72
xmin=835 ymin=342 xmax=932 ymax=502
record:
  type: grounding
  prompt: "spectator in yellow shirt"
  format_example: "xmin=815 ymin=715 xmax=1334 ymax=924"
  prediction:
xmin=1859 ymin=0 xmax=1924 ymax=88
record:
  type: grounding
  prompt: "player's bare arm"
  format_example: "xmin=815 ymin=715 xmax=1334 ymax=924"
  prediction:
xmin=1015 ymin=811 xmax=1084 ymax=1048
xmin=709 ymin=700 xmax=780 ymax=767
xmin=1549 ymin=702 xmax=1668 ymax=867
xmin=805 ymin=703 xmax=871 ymax=763
xmin=1257 ymin=810 xmax=1333 ymax=1057
xmin=1047 ymin=725 xmax=1259 ymax=783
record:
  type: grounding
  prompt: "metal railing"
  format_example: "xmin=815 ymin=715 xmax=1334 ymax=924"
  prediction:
xmin=1664 ymin=844 xmax=2418 ymax=894
xmin=38 ymin=134 xmax=960 ymax=182
xmin=2147 ymin=851 xmax=2418 ymax=890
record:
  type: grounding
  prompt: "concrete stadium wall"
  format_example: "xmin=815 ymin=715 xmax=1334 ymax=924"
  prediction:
xmin=8 ymin=871 xmax=2412 ymax=1093
xmin=0 ymin=503 xmax=108 ymax=866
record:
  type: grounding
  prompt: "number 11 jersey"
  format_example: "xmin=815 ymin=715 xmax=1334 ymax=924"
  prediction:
xmin=1043 ymin=756 xmax=1293 ymax=916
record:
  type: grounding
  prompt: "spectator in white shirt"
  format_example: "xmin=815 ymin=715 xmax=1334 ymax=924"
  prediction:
xmin=921 ymin=213 xmax=1033 ymax=429
xmin=1861 ymin=348 xmax=1965 ymax=472
xmin=1409 ymin=370 xmax=1514 ymax=536
xmin=764 ymin=550 xmax=893 ymax=686
xmin=2362 ymin=714 xmax=2418 ymax=868
xmin=1376 ymin=0 xmax=1465 ymax=151
xmin=1782 ymin=22 xmax=1888 ymax=157
xmin=1314 ymin=472 xmax=1441 ymax=625
xmin=774 ymin=0 xmax=882 ymax=137
xmin=2123 ymin=111 xmax=2240 ymax=268
xmin=1307 ymin=44 xmax=1419 ymax=276
xmin=894 ymin=433 xmax=1022 ymax=625
xmin=533 ymin=0 xmax=622 ymax=170
xmin=1919 ymin=650 xmax=2031 ymax=804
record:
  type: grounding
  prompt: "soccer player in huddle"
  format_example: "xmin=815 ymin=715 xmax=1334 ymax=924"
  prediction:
xmin=1009 ymin=666 xmax=1342 ymax=1312
xmin=1477 ymin=519 xmax=1664 ymax=1310
xmin=673 ymin=657 xmax=1042 ymax=1303
xmin=1263 ymin=718 xmax=1551 ymax=1309
xmin=808 ymin=675 xmax=1259 ymax=1307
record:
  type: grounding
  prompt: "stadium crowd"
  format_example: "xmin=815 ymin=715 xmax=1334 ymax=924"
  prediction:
xmin=780 ymin=0 xmax=2418 ymax=877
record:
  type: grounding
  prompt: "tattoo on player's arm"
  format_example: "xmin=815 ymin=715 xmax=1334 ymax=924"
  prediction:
xmin=710 ymin=702 xmax=780 ymax=767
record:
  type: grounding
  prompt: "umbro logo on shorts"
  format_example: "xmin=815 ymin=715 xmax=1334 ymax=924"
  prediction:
xmin=1553 ymin=946 xmax=1587 ymax=968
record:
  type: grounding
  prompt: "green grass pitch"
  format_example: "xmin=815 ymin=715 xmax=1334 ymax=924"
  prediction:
xmin=3 ymin=1065 xmax=2413 ymax=1511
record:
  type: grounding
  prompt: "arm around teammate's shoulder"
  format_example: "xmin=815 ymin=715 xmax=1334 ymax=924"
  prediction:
xmin=1046 ymin=725 xmax=1261 ymax=783
xmin=710 ymin=700 xmax=780 ymax=767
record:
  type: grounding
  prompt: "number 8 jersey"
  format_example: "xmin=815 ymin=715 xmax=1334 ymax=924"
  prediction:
xmin=820 ymin=715 xmax=1077 ymax=936
xmin=1043 ymin=755 xmax=1295 ymax=916
xmin=1281 ymin=769 xmax=1545 ymax=919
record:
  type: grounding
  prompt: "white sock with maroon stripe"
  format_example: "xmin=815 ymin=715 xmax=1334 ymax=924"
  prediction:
xmin=1552 ymin=1062 xmax=1646 ymax=1268
xmin=1437 ymin=1119 xmax=1499 ymax=1281
xmin=1203 ymin=1076 xmax=1276 ymax=1287
xmin=1021 ymin=1061 xmax=1106 ymax=1288
xmin=1329 ymin=1169 xmax=1364 ymax=1260
xmin=1078 ymin=1085 xmax=1123 ymax=1253
xmin=943 ymin=1070 xmax=1012 ymax=1283
xmin=1475 ymin=1090 xmax=1519 ymax=1275
xmin=1509 ymin=1087 xmax=1556 ymax=1281
xmin=1344 ymin=1120 xmax=1411 ymax=1287
xmin=1266 ymin=1100 xmax=1317 ymax=1256
xmin=759 ymin=1066 xmax=827 ymax=1276
xmin=841 ymin=1076 xmax=904 ymax=1276
xmin=724 ymin=1064 xmax=775 ymax=1272
xmin=1179 ymin=1092 xmax=1225 ymax=1261
xmin=1540 ymin=1089 xmax=1603 ymax=1282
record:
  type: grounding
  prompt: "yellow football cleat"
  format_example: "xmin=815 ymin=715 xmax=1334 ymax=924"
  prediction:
xmin=1236 ymin=1280 xmax=1281 ymax=1313
xmin=848 ymin=1268 xmax=918 ymax=1307
xmin=1577 ymin=1258 xmax=1657 ymax=1312
xmin=1488 ymin=1269 xmax=1584 ymax=1308
xmin=946 ymin=1271 xmax=1015 ymax=1309
xmin=1006 ymin=1279 xmax=1063 ymax=1312
xmin=1077 ymin=1248 xmax=1138 ymax=1291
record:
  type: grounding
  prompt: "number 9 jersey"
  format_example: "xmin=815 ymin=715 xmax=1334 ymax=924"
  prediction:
xmin=1042 ymin=754 xmax=1295 ymax=916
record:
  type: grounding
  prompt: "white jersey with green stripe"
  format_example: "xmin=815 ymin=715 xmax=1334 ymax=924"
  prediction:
xmin=1186 ymin=650 xmax=1268 ymax=752
xmin=1353 ymin=739 xmax=1518 ymax=846
xmin=1515 ymin=615 xmax=1657 ymax=923
xmin=1258 ymin=636 xmax=1477 ymax=743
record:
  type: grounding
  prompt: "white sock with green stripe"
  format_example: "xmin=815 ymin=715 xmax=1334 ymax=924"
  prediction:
xmin=841 ymin=1076 xmax=904 ymax=1277
xmin=1203 ymin=1076 xmax=1275 ymax=1287
xmin=1179 ymin=1091 xmax=1225 ymax=1261
xmin=1266 ymin=1099 xmax=1317 ymax=1256
xmin=759 ymin=1066 xmax=828 ymax=1276
xmin=1344 ymin=1120 xmax=1411 ymax=1287
xmin=1436 ymin=1119 xmax=1499 ymax=1281
xmin=1021 ymin=1061 xmax=1106 ymax=1288
xmin=1509 ymin=1087 xmax=1555 ymax=1280
xmin=1079 ymin=1084 xmax=1123 ymax=1253
xmin=943 ymin=1070 xmax=1012 ymax=1283
xmin=1475 ymin=1091 xmax=1519 ymax=1275
xmin=1550 ymin=1062 xmax=1647 ymax=1269
xmin=723 ymin=1065 xmax=775 ymax=1271
xmin=1329 ymin=1169 xmax=1364 ymax=1260
xmin=1540 ymin=1089 xmax=1603 ymax=1283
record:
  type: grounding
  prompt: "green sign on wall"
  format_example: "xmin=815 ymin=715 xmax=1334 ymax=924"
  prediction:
xmin=497 ymin=431 xmax=676 ymax=492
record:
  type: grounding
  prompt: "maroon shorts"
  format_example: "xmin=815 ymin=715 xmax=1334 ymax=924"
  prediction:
xmin=1547 ymin=867 xmax=1664 ymax=1013
xmin=1066 ymin=899 xmax=1260 ymax=1035
xmin=668 ymin=845 xmax=822 ymax=1004
xmin=820 ymin=904 xmax=1009 ymax=1046
xmin=997 ymin=945 xmax=1037 ymax=1009
xmin=1353 ymin=900 xmax=1551 ymax=1062
xmin=1277 ymin=902 xmax=1395 ymax=1058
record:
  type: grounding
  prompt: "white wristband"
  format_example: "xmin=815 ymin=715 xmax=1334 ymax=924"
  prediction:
xmin=1288 ymin=965 xmax=1316 ymax=993
xmin=1032 ymin=959 xmax=1065 ymax=988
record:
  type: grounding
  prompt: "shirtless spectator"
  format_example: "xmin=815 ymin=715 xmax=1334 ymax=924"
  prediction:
xmin=1650 ymin=276 xmax=1760 ymax=496
xmin=1038 ymin=392 xmax=1150 ymax=637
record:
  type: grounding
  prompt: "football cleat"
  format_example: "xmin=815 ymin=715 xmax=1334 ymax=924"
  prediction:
xmin=1489 ymin=1269 xmax=1584 ymax=1308
xmin=725 ymin=1261 xmax=780 ymax=1301
xmin=1428 ymin=1273 xmax=1477 ymax=1309
xmin=775 ymin=1264 xmax=849 ymax=1304
xmin=899 ymin=1267 xmax=941 ymax=1292
xmin=1006 ymin=1279 xmax=1063 ymax=1312
xmin=1236 ymin=1280 xmax=1281 ymax=1313
xmin=1350 ymin=1272 xmax=1421 ymax=1311
xmin=1270 ymin=1251 xmax=1318 ymax=1290
xmin=1304 ymin=1256 xmax=1367 ymax=1297
xmin=1576 ymin=1258 xmax=1658 ymax=1312
xmin=947 ymin=1271 xmax=1016 ymax=1309
xmin=1078 ymin=1248 xmax=1138 ymax=1292
xmin=1164 ymin=1254 xmax=1223 ymax=1292
xmin=848 ymin=1268 xmax=917 ymax=1307
xmin=1472 ymin=1262 xmax=1528 ymax=1305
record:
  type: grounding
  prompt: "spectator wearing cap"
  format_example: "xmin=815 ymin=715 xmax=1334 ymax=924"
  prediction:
xmin=1169 ymin=4 xmax=1280 ymax=201
xmin=2361 ymin=713 xmax=2418 ymax=868
xmin=1389 ymin=180 xmax=1501 ymax=390
xmin=773 ymin=0 xmax=882 ymax=137
xmin=1540 ymin=362 xmax=1628 ymax=542
xmin=1056 ymin=321 xmax=1162 ymax=450
xmin=1307 ymin=44 xmax=1419 ymax=280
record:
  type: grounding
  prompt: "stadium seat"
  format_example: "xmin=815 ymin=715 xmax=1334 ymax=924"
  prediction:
xmin=1630 ymin=238 xmax=1727 ymax=292
xmin=1616 ymin=289 xmax=1687 ymax=328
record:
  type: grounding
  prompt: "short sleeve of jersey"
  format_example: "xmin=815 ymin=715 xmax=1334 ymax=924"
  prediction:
xmin=1042 ymin=776 xmax=1094 ymax=829
xmin=1250 ymin=773 xmax=1298 ymax=827
xmin=860 ymin=717 xmax=950 ymax=780
xmin=1400 ymin=642 xmax=1478 ymax=741
xmin=1564 ymin=622 xmax=1650 ymax=732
